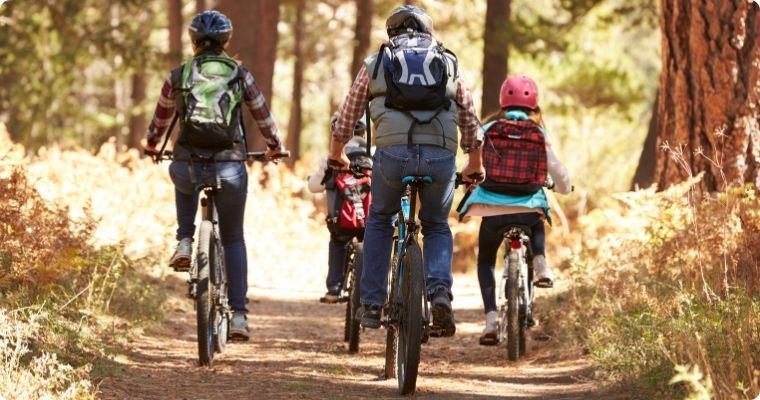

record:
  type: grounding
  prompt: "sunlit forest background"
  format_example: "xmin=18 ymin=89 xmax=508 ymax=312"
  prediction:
xmin=0 ymin=0 xmax=758 ymax=399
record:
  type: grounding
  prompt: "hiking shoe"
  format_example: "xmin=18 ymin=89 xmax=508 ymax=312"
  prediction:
xmin=319 ymin=285 xmax=342 ymax=304
xmin=479 ymin=310 xmax=498 ymax=346
xmin=169 ymin=237 xmax=193 ymax=272
xmin=229 ymin=312 xmax=250 ymax=341
xmin=430 ymin=287 xmax=456 ymax=338
xmin=533 ymin=255 xmax=554 ymax=288
xmin=358 ymin=304 xmax=382 ymax=329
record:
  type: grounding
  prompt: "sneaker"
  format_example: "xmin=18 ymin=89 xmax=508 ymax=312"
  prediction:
xmin=358 ymin=304 xmax=382 ymax=329
xmin=479 ymin=311 xmax=499 ymax=346
xmin=229 ymin=312 xmax=250 ymax=341
xmin=169 ymin=237 xmax=193 ymax=272
xmin=319 ymin=285 xmax=341 ymax=304
xmin=533 ymin=255 xmax=554 ymax=288
xmin=430 ymin=287 xmax=456 ymax=337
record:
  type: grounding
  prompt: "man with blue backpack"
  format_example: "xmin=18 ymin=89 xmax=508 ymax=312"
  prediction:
xmin=328 ymin=5 xmax=484 ymax=337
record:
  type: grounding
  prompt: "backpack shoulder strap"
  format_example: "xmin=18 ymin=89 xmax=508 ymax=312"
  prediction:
xmin=371 ymin=44 xmax=387 ymax=80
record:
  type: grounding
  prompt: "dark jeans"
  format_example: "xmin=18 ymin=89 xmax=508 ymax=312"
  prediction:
xmin=326 ymin=234 xmax=355 ymax=290
xmin=477 ymin=212 xmax=545 ymax=313
xmin=360 ymin=144 xmax=457 ymax=306
xmin=169 ymin=161 xmax=249 ymax=313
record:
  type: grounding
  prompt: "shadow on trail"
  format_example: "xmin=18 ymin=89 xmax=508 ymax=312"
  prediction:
xmin=97 ymin=278 xmax=617 ymax=400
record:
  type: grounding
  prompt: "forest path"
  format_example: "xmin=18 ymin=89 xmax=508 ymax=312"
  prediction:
xmin=97 ymin=274 xmax=620 ymax=399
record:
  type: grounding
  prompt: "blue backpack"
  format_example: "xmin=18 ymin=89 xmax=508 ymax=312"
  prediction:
xmin=372 ymin=33 xmax=457 ymax=112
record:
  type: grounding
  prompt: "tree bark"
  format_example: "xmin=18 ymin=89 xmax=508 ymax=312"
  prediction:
xmin=481 ymin=0 xmax=511 ymax=118
xmin=196 ymin=0 xmax=205 ymax=13
xmin=168 ymin=0 xmax=183 ymax=66
xmin=655 ymin=0 xmax=760 ymax=192
xmin=128 ymin=73 xmax=147 ymax=149
xmin=217 ymin=0 xmax=280 ymax=151
xmin=632 ymin=90 xmax=660 ymax=190
xmin=286 ymin=0 xmax=305 ymax=167
xmin=350 ymin=0 xmax=373 ymax=79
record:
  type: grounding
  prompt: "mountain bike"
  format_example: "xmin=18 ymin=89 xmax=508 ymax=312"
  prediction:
xmin=342 ymin=239 xmax=363 ymax=353
xmin=488 ymin=181 xmax=570 ymax=361
xmin=156 ymin=150 xmax=288 ymax=366
xmin=381 ymin=175 xmax=432 ymax=395
xmin=497 ymin=223 xmax=536 ymax=361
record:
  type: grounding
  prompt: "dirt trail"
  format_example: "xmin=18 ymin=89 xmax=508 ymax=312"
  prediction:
xmin=98 ymin=273 xmax=620 ymax=399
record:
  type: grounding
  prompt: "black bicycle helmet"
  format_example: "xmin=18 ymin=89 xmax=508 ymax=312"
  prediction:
xmin=330 ymin=112 xmax=367 ymax=137
xmin=385 ymin=5 xmax=433 ymax=37
xmin=189 ymin=11 xmax=233 ymax=46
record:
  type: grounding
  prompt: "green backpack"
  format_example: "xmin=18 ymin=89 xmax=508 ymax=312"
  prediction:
xmin=179 ymin=55 xmax=244 ymax=149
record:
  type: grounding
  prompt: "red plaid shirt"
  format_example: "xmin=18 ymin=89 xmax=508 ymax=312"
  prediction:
xmin=146 ymin=65 xmax=281 ymax=149
xmin=332 ymin=64 xmax=483 ymax=153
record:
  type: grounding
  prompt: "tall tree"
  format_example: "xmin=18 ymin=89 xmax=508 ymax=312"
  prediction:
xmin=655 ymin=0 xmax=760 ymax=192
xmin=196 ymin=0 xmax=205 ymax=13
xmin=129 ymin=74 xmax=147 ymax=149
xmin=217 ymin=0 xmax=280 ymax=150
xmin=350 ymin=0 xmax=373 ymax=79
xmin=286 ymin=0 xmax=305 ymax=167
xmin=631 ymin=91 xmax=660 ymax=190
xmin=168 ymin=0 xmax=183 ymax=66
xmin=481 ymin=0 xmax=510 ymax=118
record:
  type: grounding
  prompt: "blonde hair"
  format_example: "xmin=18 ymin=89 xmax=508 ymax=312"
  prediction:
xmin=483 ymin=106 xmax=545 ymax=128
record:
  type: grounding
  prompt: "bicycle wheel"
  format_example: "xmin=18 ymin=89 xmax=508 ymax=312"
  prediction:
xmin=397 ymin=241 xmax=423 ymax=395
xmin=384 ymin=255 xmax=399 ymax=380
xmin=196 ymin=221 xmax=216 ymax=366
xmin=506 ymin=252 xmax=520 ymax=361
xmin=347 ymin=242 xmax=363 ymax=353
xmin=212 ymin=235 xmax=228 ymax=353
xmin=343 ymin=244 xmax=354 ymax=343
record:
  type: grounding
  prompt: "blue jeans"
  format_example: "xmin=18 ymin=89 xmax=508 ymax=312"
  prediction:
xmin=169 ymin=161 xmax=249 ymax=313
xmin=477 ymin=212 xmax=545 ymax=313
xmin=360 ymin=145 xmax=457 ymax=306
xmin=326 ymin=235 xmax=351 ymax=290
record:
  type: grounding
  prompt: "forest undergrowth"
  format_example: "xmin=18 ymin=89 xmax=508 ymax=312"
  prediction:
xmin=1 ymin=121 xmax=758 ymax=399
xmin=544 ymin=176 xmax=760 ymax=399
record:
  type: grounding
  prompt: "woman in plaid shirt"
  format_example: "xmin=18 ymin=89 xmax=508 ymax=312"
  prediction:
xmin=142 ymin=11 xmax=284 ymax=341
xmin=459 ymin=76 xmax=572 ymax=346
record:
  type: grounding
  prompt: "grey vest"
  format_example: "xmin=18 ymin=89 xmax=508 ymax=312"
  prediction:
xmin=364 ymin=48 xmax=460 ymax=154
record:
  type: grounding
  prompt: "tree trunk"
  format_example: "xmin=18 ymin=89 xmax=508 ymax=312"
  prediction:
xmin=196 ymin=0 xmax=205 ymax=13
xmin=128 ymin=73 xmax=147 ymax=149
xmin=631 ymin=90 xmax=660 ymax=190
xmin=286 ymin=0 xmax=305 ymax=167
xmin=481 ymin=0 xmax=511 ymax=118
xmin=217 ymin=0 xmax=280 ymax=151
xmin=350 ymin=0 xmax=373 ymax=79
xmin=168 ymin=0 xmax=183 ymax=66
xmin=655 ymin=0 xmax=760 ymax=192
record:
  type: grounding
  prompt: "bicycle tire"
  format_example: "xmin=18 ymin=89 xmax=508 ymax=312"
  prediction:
xmin=506 ymin=252 xmax=520 ymax=361
xmin=212 ymin=234 xmax=227 ymax=353
xmin=343 ymin=244 xmax=354 ymax=343
xmin=397 ymin=241 xmax=423 ymax=395
xmin=347 ymin=242 xmax=363 ymax=353
xmin=384 ymin=255 xmax=399 ymax=380
xmin=196 ymin=221 xmax=215 ymax=366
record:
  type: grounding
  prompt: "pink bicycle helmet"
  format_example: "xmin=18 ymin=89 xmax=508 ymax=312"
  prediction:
xmin=499 ymin=76 xmax=539 ymax=109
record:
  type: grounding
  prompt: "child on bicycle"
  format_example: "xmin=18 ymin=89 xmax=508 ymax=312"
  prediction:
xmin=142 ymin=11 xmax=285 ymax=341
xmin=458 ymin=76 xmax=571 ymax=345
xmin=308 ymin=114 xmax=372 ymax=303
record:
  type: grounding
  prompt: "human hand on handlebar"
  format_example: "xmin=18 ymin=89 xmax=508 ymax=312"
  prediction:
xmin=327 ymin=152 xmax=350 ymax=170
xmin=141 ymin=138 xmax=161 ymax=164
xmin=265 ymin=145 xmax=287 ymax=164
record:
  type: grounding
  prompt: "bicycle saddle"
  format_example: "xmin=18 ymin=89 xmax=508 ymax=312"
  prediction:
xmin=402 ymin=175 xmax=433 ymax=185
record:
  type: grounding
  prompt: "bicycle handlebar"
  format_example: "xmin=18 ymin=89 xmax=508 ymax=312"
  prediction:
xmin=146 ymin=150 xmax=290 ymax=163
xmin=454 ymin=172 xmax=485 ymax=188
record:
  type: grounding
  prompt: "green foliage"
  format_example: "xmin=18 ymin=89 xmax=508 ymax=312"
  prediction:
xmin=0 ymin=0 xmax=165 ymax=150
